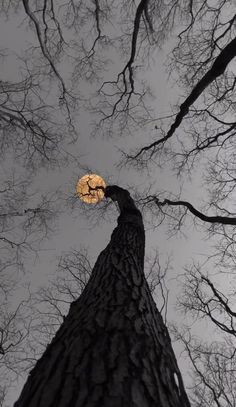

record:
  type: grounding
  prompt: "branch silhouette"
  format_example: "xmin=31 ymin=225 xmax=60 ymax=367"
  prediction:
xmin=131 ymin=35 xmax=236 ymax=160
xmin=155 ymin=197 xmax=236 ymax=225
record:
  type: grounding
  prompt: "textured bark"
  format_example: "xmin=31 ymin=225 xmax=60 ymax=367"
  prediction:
xmin=15 ymin=186 xmax=191 ymax=407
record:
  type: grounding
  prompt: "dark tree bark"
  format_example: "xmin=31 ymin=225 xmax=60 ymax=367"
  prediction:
xmin=14 ymin=185 xmax=191 ymax=407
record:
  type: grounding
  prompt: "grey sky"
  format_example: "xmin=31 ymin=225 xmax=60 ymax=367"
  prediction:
xmin=0 ymin=4 xmax=224 ymax=406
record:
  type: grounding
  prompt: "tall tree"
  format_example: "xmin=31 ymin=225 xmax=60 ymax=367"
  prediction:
xmin=14 ymin=185 xmax=190 ymax=407
xmin=2 ymin=0 xmax=235 ymax=404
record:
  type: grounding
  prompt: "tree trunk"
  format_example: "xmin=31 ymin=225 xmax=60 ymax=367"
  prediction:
xmin=15 ymin=186 xmax=191 ymax=407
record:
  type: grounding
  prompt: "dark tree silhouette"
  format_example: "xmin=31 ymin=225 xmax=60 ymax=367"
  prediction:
xmin=14 ymin=186 xmax=190 ymax=407
xmin=1 ymin=1 xmax=235 ymax=405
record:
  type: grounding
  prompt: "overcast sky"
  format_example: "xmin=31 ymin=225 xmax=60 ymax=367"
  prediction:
xmin=0 ymin=6 xmax=217 ymax=405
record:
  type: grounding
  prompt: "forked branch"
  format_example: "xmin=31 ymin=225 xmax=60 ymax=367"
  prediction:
xmin=130 ymin=36 xmax=236 ymax=160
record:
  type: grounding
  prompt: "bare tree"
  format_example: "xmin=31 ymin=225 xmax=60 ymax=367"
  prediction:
xmin=2 ymin=246 xmax=168 ymax=403
xmin=13 ymin=0 xmax=175 ymax=137
xmin=1 ymin=1 xmax=236 ymax=405
xmin=172 ymin=327 xmax=236 ymax=407
xmin=0 ymin=387 xmax=7 ymax=407
xmin=99 ymin=3 xmax=236 ymax=406
xmin=170 ymin=263 xmax=236 ymax=407
xmin=0 ymin=3 xmax=81 ymax=402
xmin=13 ymin=245 xmax=168 ymax=392
xmin=120 ymin=1 xmax=236 ymax=161
xmin=29 ymin=249 xmax=93 ymax=349
xmin=15 ymin=186 xmax=189 ymax=407
xmin=0 ymin=169 xmax=63 ymax=400
xmin=0 ymin=292 xmax=33 ymax=407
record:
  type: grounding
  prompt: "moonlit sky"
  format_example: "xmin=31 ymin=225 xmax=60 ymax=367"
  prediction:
xmin=0 ymin=7 xmax=218 ymax=405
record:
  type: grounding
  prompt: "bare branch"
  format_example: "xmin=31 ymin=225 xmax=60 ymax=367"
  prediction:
xmin=154 ymin=197 xmax=236 ymax=226
xmin=129 ymin=36 xmax=236 ymax=161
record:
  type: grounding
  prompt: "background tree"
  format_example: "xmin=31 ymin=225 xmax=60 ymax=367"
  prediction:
xmin=170 ymin=263 xmax=236 ymax=407
xmin=1 ymin=0 xmax=236 ymax=404
xmin=0 ymin=0 xmax=80 ymax=400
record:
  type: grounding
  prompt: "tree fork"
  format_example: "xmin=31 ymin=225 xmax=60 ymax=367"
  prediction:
xmin=14 ymin=185 xmax=191 ymax=407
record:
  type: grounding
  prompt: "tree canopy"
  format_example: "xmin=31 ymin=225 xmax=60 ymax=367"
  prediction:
xmin=0 ymin=1 xmax=236 ymax=406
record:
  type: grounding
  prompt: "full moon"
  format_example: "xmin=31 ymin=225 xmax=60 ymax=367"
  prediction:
xmin=76 ymin=174 xmax=106 ymax=204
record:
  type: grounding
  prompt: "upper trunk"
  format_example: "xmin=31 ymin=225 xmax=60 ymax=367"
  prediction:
xmin=15 ymin=185 xmax=191 ymax=407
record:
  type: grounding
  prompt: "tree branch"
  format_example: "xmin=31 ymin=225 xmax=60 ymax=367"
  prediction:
xmin=98 ymin=0 xmax=150 ymax=121
xmin=155 ymin=197 xmax=236 ymax=225
xmin=130 ymin=35 xmax=236 ymax=160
